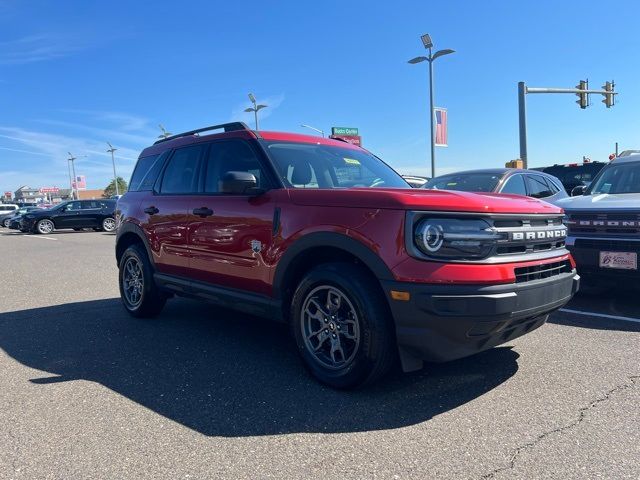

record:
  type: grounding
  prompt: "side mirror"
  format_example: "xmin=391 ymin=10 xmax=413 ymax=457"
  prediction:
xmin=219 ymin=171 xmax=262 ymax=195
xmin=571 ymin=185 xmax=587 ymax=196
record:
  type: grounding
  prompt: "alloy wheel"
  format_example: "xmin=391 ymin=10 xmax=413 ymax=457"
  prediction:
xmin=122 ymin=257 xmax=144 ymax=308
xmin=103 ymin=217 xmax=116 ymax=232
xmin=37 ymin=219 xmax=54 ymax=234
xmin=301 ymin=285 xmax=361 ymax=370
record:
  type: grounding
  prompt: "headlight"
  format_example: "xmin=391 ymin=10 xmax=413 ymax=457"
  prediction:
xmin=414 ymin=217 xmax=503 ymax=259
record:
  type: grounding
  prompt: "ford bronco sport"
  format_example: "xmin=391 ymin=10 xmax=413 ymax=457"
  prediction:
xmin=558 ymin=153 xmax=640 ymax=286
xmin=116 ymin=122 xmax=579 ymax=388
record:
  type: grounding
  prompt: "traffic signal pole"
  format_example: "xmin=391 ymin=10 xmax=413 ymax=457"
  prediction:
xmin=517 ymin=80 xmax=616 ymax=169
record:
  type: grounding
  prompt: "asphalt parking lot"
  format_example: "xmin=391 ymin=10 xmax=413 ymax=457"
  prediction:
xmin=1 ymin=230 xmax=639 ymax=479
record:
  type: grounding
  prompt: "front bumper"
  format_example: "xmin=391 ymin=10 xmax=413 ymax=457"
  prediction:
xmin=566 ymin=235 xmax=640 ymax=283
xmin=382 ymin=271 xmax=579 ymax=370
xmin=19 ymin=217 xmax=36 ymax=231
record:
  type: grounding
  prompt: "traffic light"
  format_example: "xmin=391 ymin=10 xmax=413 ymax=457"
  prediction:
xmin=575 ymin=80 xmax=589 ymax=109
xmin=602 ymin=81 xmax=615 ymax=108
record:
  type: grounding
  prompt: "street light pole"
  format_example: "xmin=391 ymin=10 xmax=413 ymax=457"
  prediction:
xmin=300 ymin=124 xmax=325 ymax=137
xmin=67 ymin=159 xmax=74 ymax=200
xmin=107 ymin=142 xmax=119 ymax=196
xmin=68 ymin=152 xmax=78 ymax=200
xmin=408 ymin=34 xmax=455 ymax=178
xmin=244 ymin=93 xmax=268 ymax=130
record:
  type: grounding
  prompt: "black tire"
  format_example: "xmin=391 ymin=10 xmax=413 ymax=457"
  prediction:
xmin=2 ymin=218 xmax=9 ymax=228
xmin=118 ymin=243 xmax=167 ymax=318
xmin=291 ymin=262 xmax=395 ymax=389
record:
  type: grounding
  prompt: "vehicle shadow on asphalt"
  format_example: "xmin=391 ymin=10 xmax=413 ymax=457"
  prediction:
xmin=0 ymin=298 xmax=519 ymax=437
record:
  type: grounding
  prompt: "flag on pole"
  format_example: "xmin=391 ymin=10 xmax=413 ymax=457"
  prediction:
xmin=72 ymin=175 xmax=87 ymax=190
xmin=434 ymin=107 xmax=448 ymax=147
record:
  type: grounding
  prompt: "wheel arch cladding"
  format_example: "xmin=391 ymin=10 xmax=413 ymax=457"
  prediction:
xmin=115 ymin=223 xmax=153 ymax=266
xmin=273 ymin=232 xmax=395 ymax=314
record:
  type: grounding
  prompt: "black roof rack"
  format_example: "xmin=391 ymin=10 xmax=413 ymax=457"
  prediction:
xmin=153 ymin=122 xmax=253 ymax=145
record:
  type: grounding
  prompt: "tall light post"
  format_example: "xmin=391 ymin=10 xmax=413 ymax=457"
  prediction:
xmin=408 ymin=33 xmax=455 ymax=178
xmin=300 ymin=124 xmax=325 ymax=137
xmin=68 ymin=152 xmax=78 ymax=200
xmin=244 ymin=93 xmax=268 ymax=130
xmin=158 ymin=124 xmax=172 ymax=139
xmin=107 ymin=142 xmax=119 ymax=196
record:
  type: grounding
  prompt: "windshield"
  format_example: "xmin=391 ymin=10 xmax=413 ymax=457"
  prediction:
xmin=588 ymin=162 xmax=640 ymax=194
xmin=265 ymin=142 xmax=410 ymax=189
xmin=424 ymin=172 xmax=502 ymax=192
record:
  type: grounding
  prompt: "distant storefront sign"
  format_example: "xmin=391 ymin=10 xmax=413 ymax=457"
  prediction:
xmin=39 ymin=187 xmax=60 ymax=194
xmin=4 ymin=191 xmax=12 ymax=199
xmin=329 ymin=134 xmax=362 ymax=147
xmin=331 ymin=127 xmax=359 ymax=136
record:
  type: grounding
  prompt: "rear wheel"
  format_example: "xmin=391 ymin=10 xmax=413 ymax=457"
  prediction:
xmin=36 ymin=219 xmax=54 ymax=234
xmin=102 ymin=217 xmax=116 ymax=232
xmin=119 ymin=243 xmax=166 ymax=318
xmin=291 ymin=263 xmax=395 ymax=389
xmin=2 ymin=218 xmax=10 ymax=228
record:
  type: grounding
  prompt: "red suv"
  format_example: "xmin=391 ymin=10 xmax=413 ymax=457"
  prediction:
xmin=116 ymin=122 xmax=579 ymax=388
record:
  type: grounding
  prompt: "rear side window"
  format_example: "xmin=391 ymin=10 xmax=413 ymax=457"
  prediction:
xmin=526 ymin=175 xmax=554 ymax=198
xmin=129 ymin=154 xmax=161 ymax=192
xmin=159 ymin=145 xmax=204 ymax=194
xmin=500 ymin=175 xmax=527 ymax=195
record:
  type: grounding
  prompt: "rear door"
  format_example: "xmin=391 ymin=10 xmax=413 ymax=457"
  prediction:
xmin=79 ymin=200 xmax=103 ymax=227
xmin=187 ymin=139 xmax=278 ymax=295
xmin=141 ymin=144 xmax=205 ymax=276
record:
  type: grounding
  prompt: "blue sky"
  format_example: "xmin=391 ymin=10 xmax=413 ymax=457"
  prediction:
xmin=1 ymin=0 xmax=639 ymax=193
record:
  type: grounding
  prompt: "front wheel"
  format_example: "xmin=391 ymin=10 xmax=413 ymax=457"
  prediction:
xmin=36 ymin=219 xmax=54 ymax=234
xmin=2 ymin=218 xmax=10 ymax=228
xmin=119 ymin=243 xmax=166 ymax=318
xmin=291 ymin=263 xmax=395 ymax=389
xmin=102 ymin=217 xmax=116 ymax=232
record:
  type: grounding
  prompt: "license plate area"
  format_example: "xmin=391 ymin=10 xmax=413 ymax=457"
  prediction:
xmin=599 ymin=251 xmax=638 ymax=270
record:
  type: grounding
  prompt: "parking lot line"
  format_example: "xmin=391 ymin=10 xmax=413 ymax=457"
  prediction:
xmin=559 ymin=308 xmax=640 ymax=324
xmin=23 ymin=235 xmax=58 ymax=241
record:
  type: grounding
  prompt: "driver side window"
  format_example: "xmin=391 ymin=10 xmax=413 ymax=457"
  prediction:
xmin=64 ymin=201 xmax=82 ymax=211
xmin=204 ymin=140 xmax=267 ymax=193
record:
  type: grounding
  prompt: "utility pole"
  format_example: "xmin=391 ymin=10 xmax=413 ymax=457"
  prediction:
xmin=107 ymin=142 xmax=119 ymax=196
xmin=517 ymin=80 xmax=617 ymax=168
xmin=408 ymin=34 xmax=455 ymax=178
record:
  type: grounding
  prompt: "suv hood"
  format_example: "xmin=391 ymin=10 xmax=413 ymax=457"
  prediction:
xmin=556 ymin=193 xmax=640 ymax=212
xmin=288 ymin=188 xmax=562 ymax=214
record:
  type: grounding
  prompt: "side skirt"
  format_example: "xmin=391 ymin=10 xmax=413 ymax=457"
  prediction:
xmin=153 ymin=273 xmax=284 ymax=322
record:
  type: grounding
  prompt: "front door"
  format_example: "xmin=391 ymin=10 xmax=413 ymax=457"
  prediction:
xmin=187 ymin=139 xmax=278 ymax=296
xmin=53 ymin=201 xmax=83 ymax=228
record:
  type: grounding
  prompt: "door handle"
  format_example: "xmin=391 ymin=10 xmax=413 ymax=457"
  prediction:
xmin=192 ymin=207 xmax=214 ymax=217
xmin=144 ymin=206 xmax=159 ymax=215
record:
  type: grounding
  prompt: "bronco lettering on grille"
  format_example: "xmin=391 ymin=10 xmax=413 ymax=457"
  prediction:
xmin=510 ymin=229 xmax=567 ymax=241
xmin=577 ymin=220 xmax=639 ymax=227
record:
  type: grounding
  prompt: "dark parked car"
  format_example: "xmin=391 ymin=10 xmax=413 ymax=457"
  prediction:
xmin=20 ymin=200 xmax=117 ymax=234
xmin=2 ymin=206 xmax=41 ymax=228
xmin=423 ymin=168 xmax=568 ymax=205
xmin=115 ymin=122 xmax=577 ymax=388
xmin=532 ymin=161 xmax=607 ymax=195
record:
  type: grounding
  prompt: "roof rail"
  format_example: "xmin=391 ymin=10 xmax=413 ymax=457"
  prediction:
xmin=153 ymin=122 xmax=252 ymax=145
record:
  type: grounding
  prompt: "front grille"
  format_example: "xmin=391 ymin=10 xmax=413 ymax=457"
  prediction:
xmin=492 ymin=216 xmax=567 ymax=258
xmin=514 ymin=260 xmax=572 ymax=283
xmin=566 ymin=211 xmax=640 ymax=236
xmin=574 ymin=239 xmax=640 ymax=252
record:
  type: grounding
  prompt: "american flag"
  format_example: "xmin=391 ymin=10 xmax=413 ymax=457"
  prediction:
xmin=434 ymin=108 xmax=448 ymax=147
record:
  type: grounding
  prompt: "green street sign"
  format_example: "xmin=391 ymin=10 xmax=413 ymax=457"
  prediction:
xmin=331 ymin=127 xmax=359 ymax=136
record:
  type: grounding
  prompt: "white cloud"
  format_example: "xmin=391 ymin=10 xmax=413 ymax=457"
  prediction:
xmin=0 ymin=34 xmax=84 ymax=65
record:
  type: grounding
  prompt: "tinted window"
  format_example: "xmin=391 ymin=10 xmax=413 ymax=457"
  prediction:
xmin=526 ymin=175 xmax=554 ymax=198
xmin=589 ymin=162 xmax=640 ymax=194
xmin=81 ymin=201 xmax=100 ymax=209
xmin=500 ymin=175 xmax=527 ymax=195
xmin=545 ymin=177 xmax=561 ymax=194
xmin=425 ymin=173 xmax=502 ymax=192
xmin=160 ymin=146 xmax=204 ymax=194
xmin=129 ymin=155 xmax=160 ymax=192
xmin=266 ymin=142 xmax=409 ymax=189
xmin=204 ymin=140 xmax=267 ymax=193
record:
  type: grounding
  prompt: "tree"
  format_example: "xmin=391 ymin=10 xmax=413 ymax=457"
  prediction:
xmin=103 ymin=177 xmax=128 ymax=198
